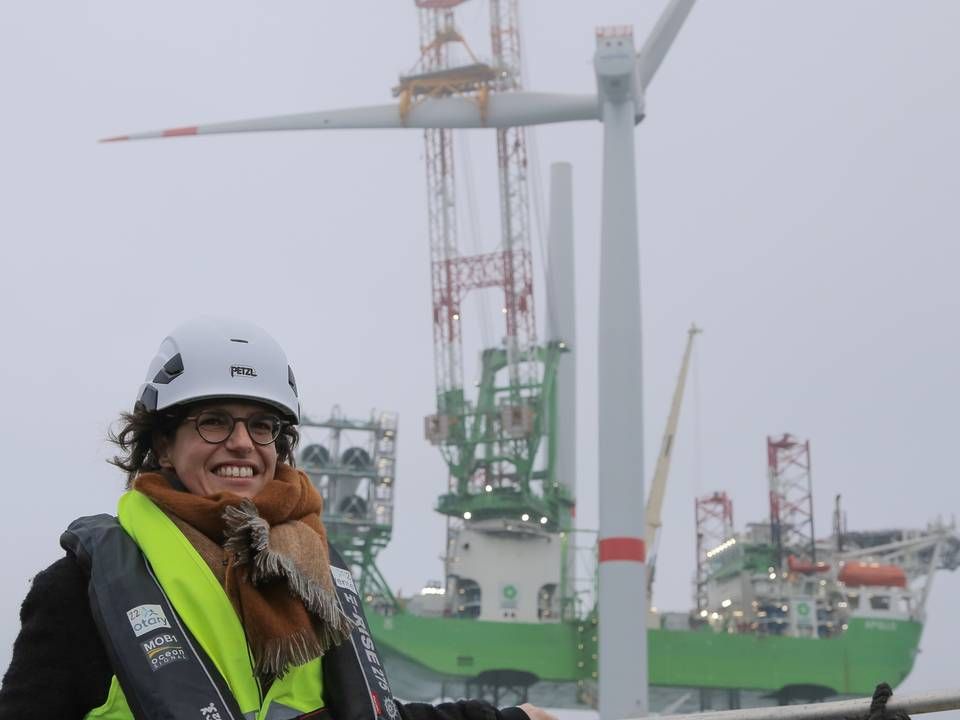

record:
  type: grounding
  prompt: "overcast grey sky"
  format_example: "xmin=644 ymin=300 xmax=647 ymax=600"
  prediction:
xmin=1 ymin=0 xmax=958 ymax=711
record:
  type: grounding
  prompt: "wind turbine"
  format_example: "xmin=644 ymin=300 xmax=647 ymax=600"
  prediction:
xmin=106 ymin=1 xmax=698 ymax=717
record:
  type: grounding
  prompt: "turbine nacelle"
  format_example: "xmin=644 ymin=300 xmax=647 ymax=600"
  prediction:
xmin=595 ymin=28 xmax=645 ymax=120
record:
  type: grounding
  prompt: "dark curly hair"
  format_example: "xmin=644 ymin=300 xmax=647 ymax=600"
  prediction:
xmin=108 ymin=403 xmax=299 ymax=487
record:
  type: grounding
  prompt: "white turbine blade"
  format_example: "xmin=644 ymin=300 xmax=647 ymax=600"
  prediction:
xmin=636 ymin=0 xmax=697 ymax=91
xmin=101 ymin=105 xmax=406 ymax=142
xmin=101 ymin=92 xmax=599 ymax=142
xmin=409 ymin=92 xmax=599 ymax=128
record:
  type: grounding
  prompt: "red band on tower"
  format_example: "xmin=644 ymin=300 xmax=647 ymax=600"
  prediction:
xmin=598 ymin=537 xmax=646 ymax=563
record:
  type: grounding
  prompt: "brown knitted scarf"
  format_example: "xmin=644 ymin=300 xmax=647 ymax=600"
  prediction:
xmin=134 ymin=465 xmax=352 ymax=680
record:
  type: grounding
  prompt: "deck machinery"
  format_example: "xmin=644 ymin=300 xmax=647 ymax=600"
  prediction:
xmin=298 ymin=408 xmax=399 ymax=608
xmin=695 ymin=437 xmax=960 ymax=648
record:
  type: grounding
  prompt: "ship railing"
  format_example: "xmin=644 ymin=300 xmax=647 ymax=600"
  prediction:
xmin=627 ymin=688 xmax=960 ymax=720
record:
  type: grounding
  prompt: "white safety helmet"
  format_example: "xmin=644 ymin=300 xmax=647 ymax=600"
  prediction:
xmin=135 ymin=317 xmax=300 ymax=423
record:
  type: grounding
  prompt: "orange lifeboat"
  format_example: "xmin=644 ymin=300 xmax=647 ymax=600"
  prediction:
xmin=787 ymin=555 xmax=831 ymax=574
xmin=839 ymin=562 xmax=907 ymax=588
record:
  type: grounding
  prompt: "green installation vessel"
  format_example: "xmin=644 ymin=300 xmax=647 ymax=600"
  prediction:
xmin=296 ymin=335 xmax=960 ymax=712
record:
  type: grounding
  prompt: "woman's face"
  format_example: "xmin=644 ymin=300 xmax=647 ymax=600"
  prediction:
xmin=158 ymin=401 xmax=279 ymax=498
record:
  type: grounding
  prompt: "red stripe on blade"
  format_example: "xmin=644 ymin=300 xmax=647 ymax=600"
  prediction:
xmin=100 ymin=136 xmax=130 ymax=143
xmin=163 ymin=126 xmax=198 ymax=137
xmin=599 ymin=537 xmax=645 ymax=563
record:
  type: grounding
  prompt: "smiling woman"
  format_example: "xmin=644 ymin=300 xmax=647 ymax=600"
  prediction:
xmin=116 ymin=401 xmax=289 ymax=497
xmin=107 ymin=318 xmax=302 ymax=492
xmin=0 ymin=316 xmax=554 ymax=720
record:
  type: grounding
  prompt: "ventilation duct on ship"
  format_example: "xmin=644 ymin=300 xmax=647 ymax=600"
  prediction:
xmin=300 ymin=444 xmax=330 ymax=468
xmin=341 ymin=447 xmax=372 ymax=469
xmin=337 ymin=495 xmax=368 ymax=519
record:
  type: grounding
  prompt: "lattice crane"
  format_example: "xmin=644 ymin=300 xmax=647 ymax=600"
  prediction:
xmin=403 ymin=1 xmax=551 ymax=507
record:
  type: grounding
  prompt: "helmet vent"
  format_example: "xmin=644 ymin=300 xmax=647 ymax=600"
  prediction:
xmin=152 ymin=353 xmax=184 ymax=385
xmin=230 ymin=338 xmax=249 ymax=343
xmin=137 ymin=385 xmax=159 ymax=412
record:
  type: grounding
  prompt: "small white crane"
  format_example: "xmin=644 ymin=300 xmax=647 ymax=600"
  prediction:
xmin=646 ymin=323 xmax=702 ymax=599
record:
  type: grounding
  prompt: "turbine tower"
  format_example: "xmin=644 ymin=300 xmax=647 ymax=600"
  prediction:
xmin=105 ymin=2 xmax=698 ymax=716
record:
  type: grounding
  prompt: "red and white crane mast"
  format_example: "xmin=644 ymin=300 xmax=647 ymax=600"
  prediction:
xmin=407 ymin=0 xmax=542 ymax=471
xmin=416 ymin=0 xmax=466 ymax=411
xmin=412 ymin=0 xmax=538 ymax=416
xmin=489 ymin=0 xmax=537 ymax=392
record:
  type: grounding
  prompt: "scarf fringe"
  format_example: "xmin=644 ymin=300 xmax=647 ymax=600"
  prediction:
xmin=222 ymin=499 xmax=354 ymax=667
xmin=222 ymin=500 xmax=270 ymax=564
xmin=257 ymin=552 xmax=353 ymax=633
xmin=313 ymin=611 xmax=354 ymax=651
xmin=251 ymin=629 xmax=325 ymax=679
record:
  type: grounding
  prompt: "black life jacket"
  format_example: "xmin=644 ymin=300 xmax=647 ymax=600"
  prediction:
xmin=61 ymin=514 xmax=400 ymax=720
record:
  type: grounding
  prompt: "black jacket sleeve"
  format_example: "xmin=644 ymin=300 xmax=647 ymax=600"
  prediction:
xmin=398 ymin=699 xmax=530 ymax=720
xmin=0 ymin=555 xmax=113 ymax=719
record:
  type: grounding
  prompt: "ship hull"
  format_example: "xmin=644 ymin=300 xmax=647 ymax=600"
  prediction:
xmin=368 ymin=612 xmax=922 ymax=710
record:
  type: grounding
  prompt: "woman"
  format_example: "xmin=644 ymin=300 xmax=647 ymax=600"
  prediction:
xmin=0 ymin=317 xmax=555 ymax=720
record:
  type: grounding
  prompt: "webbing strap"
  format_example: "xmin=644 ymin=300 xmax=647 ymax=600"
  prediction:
xmin=324 ymin=547 xmax=399 ymax=720
xmin=62 ymin=514 xmax=246 ymax=720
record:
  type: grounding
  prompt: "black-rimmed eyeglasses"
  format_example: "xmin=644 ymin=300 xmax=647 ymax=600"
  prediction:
xmin=183 ymin=410 xmax=287 ymax=446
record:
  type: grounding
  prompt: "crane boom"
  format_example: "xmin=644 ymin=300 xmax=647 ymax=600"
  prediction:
xmin=646 ymin=323 xmax=701 ymax=595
